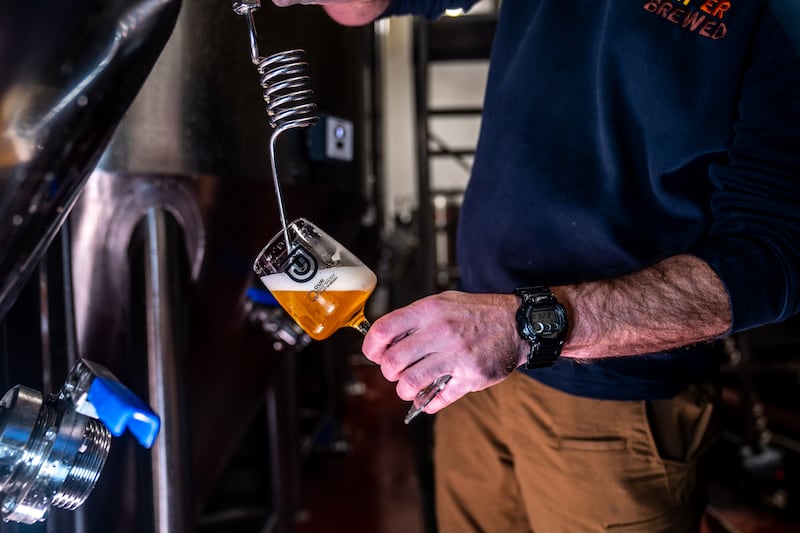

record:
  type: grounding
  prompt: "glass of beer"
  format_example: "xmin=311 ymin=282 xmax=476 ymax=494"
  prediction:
xmin=253 ymin=218 xmax=450 ymax=423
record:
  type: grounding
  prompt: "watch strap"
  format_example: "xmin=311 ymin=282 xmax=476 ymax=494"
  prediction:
xmin=514 ymin=286 xmax=566 ymax=370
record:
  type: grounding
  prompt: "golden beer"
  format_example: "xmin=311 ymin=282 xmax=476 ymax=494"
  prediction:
xmin=260 ymin=266 xmax=377 ymax=341
xmin=254 ymin=218 xmax=450 ymax=424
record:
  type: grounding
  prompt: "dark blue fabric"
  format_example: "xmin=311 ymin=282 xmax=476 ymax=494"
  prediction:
xmin=524 ymin=344 xmax=723 ymax=401
xmin=387 ymin=0 xmax=800 ymax=400
xmin=382 ymin=0 xmax=479 ymax=20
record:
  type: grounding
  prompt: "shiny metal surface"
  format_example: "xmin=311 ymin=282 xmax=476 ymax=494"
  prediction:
xmin=0 ymin=370 xmax=116 ymax=524
xmin=69 ymin=170 xmax=205 ymax=533
xmin=232 ymin=0 xmax=319 ymax=248
xmin=62 ymin=1 xmax=374 ymax=529
xmin=96 ymin=0 xmax=273 ymax=180
xmin=144 ymin=208 xmax=189 ymax=533
xmin=255 ymin=47 xmax=318 ymax=233
xmin=0 ymin=0 xmax=181 ymax=322
xmin=70 ymin=170 xmax=205 ymax=361
xmin=69 ymin=171 xmax=365 ymax=522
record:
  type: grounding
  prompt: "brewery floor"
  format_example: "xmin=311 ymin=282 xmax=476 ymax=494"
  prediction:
xmin=293 ymin=354 xmax=800 ymax=533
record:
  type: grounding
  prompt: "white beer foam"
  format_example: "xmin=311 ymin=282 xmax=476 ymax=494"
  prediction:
xmin=261 ymin=266 xmax=376 ymax=292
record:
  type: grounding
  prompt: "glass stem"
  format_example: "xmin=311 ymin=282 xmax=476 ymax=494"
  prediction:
xmin=353 ymin=317 xmax=371 ymax=336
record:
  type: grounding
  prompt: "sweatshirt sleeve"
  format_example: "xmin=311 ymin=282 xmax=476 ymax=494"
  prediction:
xmin=381 ymin=0 xmax=480 ymax=20
xmin=691 ymin=0 xmax=800 ymax=333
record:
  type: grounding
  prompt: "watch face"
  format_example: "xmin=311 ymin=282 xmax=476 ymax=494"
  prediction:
xmin=515 ymin=288 xmax=568 ymax=367
xmin=526 ymin=306 xmax=566 ymax=338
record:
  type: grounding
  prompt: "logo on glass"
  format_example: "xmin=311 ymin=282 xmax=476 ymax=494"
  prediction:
xmin=286 ymin=245 xmax=318 ymax=283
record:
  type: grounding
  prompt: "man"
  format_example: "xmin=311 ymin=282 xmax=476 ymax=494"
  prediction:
xmin=275 ymin=0 xmax=800 ymax=530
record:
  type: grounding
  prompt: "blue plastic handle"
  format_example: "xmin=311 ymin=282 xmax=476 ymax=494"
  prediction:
xmin=86 ymin=377 xmax=161 ymax=449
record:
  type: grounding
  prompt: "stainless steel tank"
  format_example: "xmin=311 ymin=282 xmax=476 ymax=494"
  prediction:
xmin=0 ymin=0 xmax=181 ymax=322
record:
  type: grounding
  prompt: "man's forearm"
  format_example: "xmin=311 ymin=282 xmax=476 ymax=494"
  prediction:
xmin=323 ymin=0 xmax=391 ymax=26
xmin=555 ymin=254 xmax=732 ymax=360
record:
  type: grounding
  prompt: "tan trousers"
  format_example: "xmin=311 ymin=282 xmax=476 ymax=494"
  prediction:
xmin=433 ymin=372 xmax=718 ymax=532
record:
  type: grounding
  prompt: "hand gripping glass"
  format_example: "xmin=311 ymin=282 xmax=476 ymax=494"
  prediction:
xmin=253 ymin=218 xmax=450 ymax=423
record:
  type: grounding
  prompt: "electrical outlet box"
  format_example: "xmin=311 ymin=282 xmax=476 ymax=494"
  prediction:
xmin=309 ymin=114 xmax=354 ymax=162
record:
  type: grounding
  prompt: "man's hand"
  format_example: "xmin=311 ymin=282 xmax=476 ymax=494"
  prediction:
xmin=271 ymin=0 xmax=391 ymax=26
xmin=362 ymin=291 xmax=529 ymax=415
xmin=361 ymin=254 xmax=732 ymax=417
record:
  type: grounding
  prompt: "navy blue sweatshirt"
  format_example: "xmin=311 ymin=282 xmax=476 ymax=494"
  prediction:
xmin=384 ymin=0 xmax=800 ymax=400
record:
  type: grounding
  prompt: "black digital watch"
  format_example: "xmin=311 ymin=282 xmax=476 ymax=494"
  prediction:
xmin=513 ymin=286 xmax=569 ymax=369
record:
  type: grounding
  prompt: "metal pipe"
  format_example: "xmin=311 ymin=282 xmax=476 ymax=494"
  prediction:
xmin=143 ymin=207 xmax=188 ymax=533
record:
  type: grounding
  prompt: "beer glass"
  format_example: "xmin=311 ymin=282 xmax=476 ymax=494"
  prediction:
xmin=254 ymin=218 xmax=450 ymax=424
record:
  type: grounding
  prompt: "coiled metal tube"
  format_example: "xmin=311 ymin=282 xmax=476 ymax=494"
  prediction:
xmin=233 ymin=2 xmax=318 ymax=244
xmin=258 ymin=49 xmax=317 ymax=133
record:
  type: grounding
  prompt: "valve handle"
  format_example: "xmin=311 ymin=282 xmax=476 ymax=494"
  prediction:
xmin=85 ymin=376 xmax=161 ymax=449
